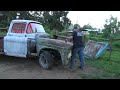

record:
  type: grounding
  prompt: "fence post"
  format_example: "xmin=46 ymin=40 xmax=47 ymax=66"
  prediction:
xmin=108 ymin=38 xmax=113 ymax=61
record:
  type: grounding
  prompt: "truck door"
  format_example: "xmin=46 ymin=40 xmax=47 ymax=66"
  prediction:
xmin=4 ymin=22 xmax=29 ymax=57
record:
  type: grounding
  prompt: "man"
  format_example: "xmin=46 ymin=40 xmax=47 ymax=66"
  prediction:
xmin=69 ymin=27 xmax=85 ymax=71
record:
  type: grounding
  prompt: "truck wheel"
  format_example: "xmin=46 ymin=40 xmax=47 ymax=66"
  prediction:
xmin=39 ymin=51 xmax=53 ymax=70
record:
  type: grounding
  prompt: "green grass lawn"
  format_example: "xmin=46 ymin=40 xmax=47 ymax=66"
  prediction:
xmin=80 ymin=51 xmax=120 ymax=79
xmin=93 ymin=51 xmax=120 ymax=74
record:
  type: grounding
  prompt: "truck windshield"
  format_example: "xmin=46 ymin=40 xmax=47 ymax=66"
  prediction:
xmin=31 ymin=23 xmax=45 ymax=33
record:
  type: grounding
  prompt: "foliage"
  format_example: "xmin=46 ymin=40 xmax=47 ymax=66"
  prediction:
xmin=31 ymin=11 xmax=71 ymax=32
xmin=83 ymin=34 xmax=90 ymax=44
xmin=0 ymin=11 xmax=17 ymax=27
xmin=102 ymin=15 xmax=120 ymax=38
xmin=73 ymin=24 xmax=80 ymax=29
xmin=0 ymin=30 xmax=7 ymax=36
xmin=68 ymin=23 xmax=74 ymax=30
xmin=0 ymin=11 xmax=71 ymax=32
xmin=83 ymin=23 xmax=95 ymax=29
xmin=44 ymin=26 xmax=56 ymax=37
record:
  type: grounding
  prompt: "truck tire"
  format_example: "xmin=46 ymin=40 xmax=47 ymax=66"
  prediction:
xmin=39 ymin=51 xmax=53 ymax=70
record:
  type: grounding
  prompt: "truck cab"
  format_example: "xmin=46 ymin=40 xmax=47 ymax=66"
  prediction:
xmin=4 ymin=20 xmax=49 ymax=57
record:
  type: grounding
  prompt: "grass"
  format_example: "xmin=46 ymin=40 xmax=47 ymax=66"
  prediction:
xmin=97 ymin=51 xmax=119 ymax=73
xmin=74 ymin=34 xmax=120 ymax=79
xmin=82 ymin=51 xmax=120 ymax=79
xmin=112 ymin=40 xmax=120 ymax=49
xmin=80 ymin=71 xmax=116 ymax=79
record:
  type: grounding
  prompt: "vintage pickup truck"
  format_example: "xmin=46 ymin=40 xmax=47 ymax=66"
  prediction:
xmin=0 ymin=20 xmax=73 ymax=70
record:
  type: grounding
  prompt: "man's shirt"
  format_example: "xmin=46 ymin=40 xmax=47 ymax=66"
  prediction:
xmin=72 ymin=30 xmax=84 ymax=49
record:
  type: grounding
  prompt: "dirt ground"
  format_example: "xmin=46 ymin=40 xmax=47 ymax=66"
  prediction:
xmin=0 ymin=54 xmax=98 ymax=79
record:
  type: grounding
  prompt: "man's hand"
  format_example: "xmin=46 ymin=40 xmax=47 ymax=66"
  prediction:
xmin=70 ymin=37 xmax=73 ymax=42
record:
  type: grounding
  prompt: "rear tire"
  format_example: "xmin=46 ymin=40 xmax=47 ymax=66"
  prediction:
xmin=39 ymin=51 xmax=53 ymax=70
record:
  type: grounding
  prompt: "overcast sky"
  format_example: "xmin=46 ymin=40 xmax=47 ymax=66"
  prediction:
xmin=67 ymin=11 xmax=120 ymax=29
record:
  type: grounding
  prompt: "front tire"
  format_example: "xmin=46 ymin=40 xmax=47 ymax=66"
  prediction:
xmin=39 ymin=51 xmax=53 ymax=70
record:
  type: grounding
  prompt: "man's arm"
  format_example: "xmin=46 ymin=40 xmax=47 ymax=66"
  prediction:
xmin=70 ymin=31 xmax=76 ymax=42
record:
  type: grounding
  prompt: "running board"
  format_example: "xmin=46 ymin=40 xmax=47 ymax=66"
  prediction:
xmin=0 ymin=52 xmax=5 ymax=55
xmin=30 ymin=53 xmax=37 ymax=57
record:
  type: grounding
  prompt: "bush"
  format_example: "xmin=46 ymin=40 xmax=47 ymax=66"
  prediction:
xmin=114 ymin=44 xmax=120 ymax=48
xmin=0 ymin=21 xmax=10 ymax=27
xmin=0 ymin=31 xmax=7 ymax=36
xmin=44 ymin=25 xmax=56 ymax=37
xmin=84 ymin=34 xmax=90 ymax=44
xmin=102 ymin=33 xmax=110 ymax=38
xmin=57 ymin=31 xmax=68 ymax=36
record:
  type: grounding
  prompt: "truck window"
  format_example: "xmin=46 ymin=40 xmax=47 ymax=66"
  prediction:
xmin=26 ymin=23 xmax=33 ymax=33
xmin=11 ymin=23 xmax=26 ymax=33
xmin=29 ymin=23 xmax=45 ymax=33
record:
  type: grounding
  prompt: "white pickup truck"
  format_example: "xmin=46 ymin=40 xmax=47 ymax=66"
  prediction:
xmin=0 ymin=20 xmax=73 ymax=70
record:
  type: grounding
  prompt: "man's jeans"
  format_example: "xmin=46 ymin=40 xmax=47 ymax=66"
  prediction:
xmin=70 ymin=47 xmax=85 ymax=69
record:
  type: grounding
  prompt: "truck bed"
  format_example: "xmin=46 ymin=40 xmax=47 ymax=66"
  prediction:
xmin=0 ymin=36 xmax=4 ymax=53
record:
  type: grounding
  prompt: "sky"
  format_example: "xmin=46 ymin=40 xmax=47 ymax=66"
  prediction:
xmin=67 ymin=11 xmax=120 ymax=29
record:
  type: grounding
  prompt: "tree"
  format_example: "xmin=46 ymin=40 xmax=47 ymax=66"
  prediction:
xmin=102 ymin=15 xmax=120 ymax=38
xmin=68 ymin=23 xmax=74 ymax=30
xmin=0 ymin=11 xmax=17 ymax=27
xmin=83 ymin=24 xmax=94 ymax=29
xmin=0 ymin=11 xmax=71 ymax=32
xmin=46 ymin=11 xmax=71 ymax=31
xmin=17 ymin=11 xmax=35 ymax=20
xmin=73 ymin=24 xmax=80 ymax=29
xmin=33 ymin=11 xmax=71 ymax=32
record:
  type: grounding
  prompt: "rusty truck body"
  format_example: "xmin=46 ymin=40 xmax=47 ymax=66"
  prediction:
xmin=0 ymin=20 xmax=73 ymax=70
